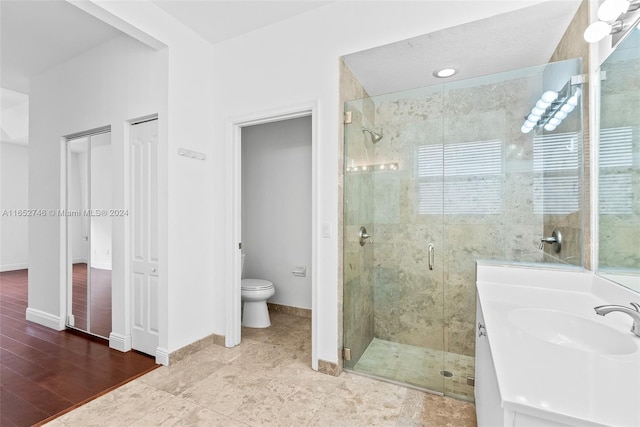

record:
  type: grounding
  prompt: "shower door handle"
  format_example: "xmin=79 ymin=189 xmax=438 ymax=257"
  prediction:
xmin=428 ymin=243 xmax=434 ymax=271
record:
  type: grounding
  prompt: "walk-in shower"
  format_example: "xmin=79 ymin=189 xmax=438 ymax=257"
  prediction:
xmin=343 ymin=58 xmax=584 ymax=400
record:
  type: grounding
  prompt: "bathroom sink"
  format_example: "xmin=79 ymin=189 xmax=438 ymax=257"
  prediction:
xmin=508 ymin=308 xmax=638 ymax=355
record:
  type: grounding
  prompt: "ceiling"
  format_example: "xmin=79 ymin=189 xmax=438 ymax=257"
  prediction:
xmin=0 ymin=0 xmax=123 ymax=95
xmin=0 ymin=0 xmax=582 ymax=97
xmin=151 ymin=1 xmax=332 ymax=44
xmin=0 ymin=0 xmax=333 ymax=144
xmin=0 ymin=0 xmax=330 ymax=95
xmin=1 ymin=0 xmax=582 ymax=144
xmin=343 ymin=1 xmax=582 ymax=96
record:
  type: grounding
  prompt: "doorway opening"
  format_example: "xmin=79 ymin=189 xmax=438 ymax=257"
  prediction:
xmin=229 ymin=104 xmax=318 ymax=369
xmin=241 ymin=116 xmax=312 ymax=322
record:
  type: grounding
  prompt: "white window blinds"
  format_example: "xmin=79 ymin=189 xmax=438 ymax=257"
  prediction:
xmin=533 ymin=132 xmax=581 ymax=215
xmin=417 ymin=140 xmax=502 ymax=214
xmin=599 ymin=126 xmax=635 ymax=215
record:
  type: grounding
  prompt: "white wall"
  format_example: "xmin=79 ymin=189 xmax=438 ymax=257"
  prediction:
xmin=35 ymin=0 xmax=219 ymax=360
xmin=242 ymin=117 xmax=312 ymax=309
xmin=0 ymin=142 xmax=29 ymax=271
xmin=212 ymin=1 xmax=550 ymax=366
xmin=0 ymin=90 xmax=29 ymax=145
xmin=28 ymin=34 xmax=168 ymax=337
xmin=79 ymin=2 xmax=218 ymax=357
xmin=52 ymin=0 xmax=553 ymax=365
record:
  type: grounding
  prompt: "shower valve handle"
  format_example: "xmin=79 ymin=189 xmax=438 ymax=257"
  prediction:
xmin=539 ymin=229 xmax=562 ymax=253
xmin=359 ymin=226 xmax=373 ymax=246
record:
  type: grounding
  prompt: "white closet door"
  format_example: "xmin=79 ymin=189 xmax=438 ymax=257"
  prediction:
xmin=130 ymin=119 xmax=159 ymax=356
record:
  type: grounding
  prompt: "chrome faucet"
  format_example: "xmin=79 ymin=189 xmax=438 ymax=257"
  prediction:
xmin=594 ymin=302 xmax=640 ymax=337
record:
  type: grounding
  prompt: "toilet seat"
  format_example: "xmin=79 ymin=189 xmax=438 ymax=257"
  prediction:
xmin=241 ymin=278 xmax=274 ymax=291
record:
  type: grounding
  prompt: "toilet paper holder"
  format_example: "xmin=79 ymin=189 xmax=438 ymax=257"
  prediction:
xmin=291 ymin=266 xmax=306 ymax=277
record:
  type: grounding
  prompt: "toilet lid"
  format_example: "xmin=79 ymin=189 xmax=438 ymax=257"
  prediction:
xmin=241 ymin=278 xmax=274 ymax=291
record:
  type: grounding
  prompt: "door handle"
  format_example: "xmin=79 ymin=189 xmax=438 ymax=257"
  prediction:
xmin=428 ymin=243 xmax=434 ymax=271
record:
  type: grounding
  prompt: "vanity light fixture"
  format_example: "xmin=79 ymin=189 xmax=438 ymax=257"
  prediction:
xmin=584 ymin=20 xmax=624 ymax=43
xmin=521 ymin=83 xmax=581 ymax=134
xmin=584 ymin=0 xmax=640 ymax=45
xmin=598 ymin=0 xmax=640 ymax=21
xmin=433 ymin=68 xmax=457 ymax=78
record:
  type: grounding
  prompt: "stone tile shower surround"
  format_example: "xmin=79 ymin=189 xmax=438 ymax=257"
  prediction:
xmin=343 ymin=91 xmax=379 ymax=370
xmin=342 ymin=57 xmax=584 ymax=402
xmin=357 ymin=67 xmax=584 ymax=362
xmin=548 ymin=0 xmax=591 ymax=270
xmin=340 ymin=59 xmax=376 ymax=372
xmin=598 ymin=55 xmax=640 ymax=270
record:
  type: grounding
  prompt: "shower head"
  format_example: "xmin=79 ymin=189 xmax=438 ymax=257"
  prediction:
xmin=362 ymin=127 xmax=383 ymax=144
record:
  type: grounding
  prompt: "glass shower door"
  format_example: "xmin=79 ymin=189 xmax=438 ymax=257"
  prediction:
xmin=343 ymin=86 xmax=446 ymax=393
xmin=343 ymin=58 xmax=584 ymax=401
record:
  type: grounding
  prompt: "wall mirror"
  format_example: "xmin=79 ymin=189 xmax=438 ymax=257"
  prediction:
xmin=66 ymin=130 xmax=113 ymax=338
xmin=596 ymin=25 xmax=640 ymax=292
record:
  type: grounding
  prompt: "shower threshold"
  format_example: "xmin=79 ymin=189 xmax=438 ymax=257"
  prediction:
xmin=343 ymin=367 xmax=445 ymax=397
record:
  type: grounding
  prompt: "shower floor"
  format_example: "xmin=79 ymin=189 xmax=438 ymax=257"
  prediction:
xmin=353 ymin=338 xmax=475 ymax=401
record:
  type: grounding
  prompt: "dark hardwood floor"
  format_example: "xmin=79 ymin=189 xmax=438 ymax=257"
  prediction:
xmin=70 ymin=263 xmax=112 ymax=338
xmin=0 ymin=269 xmax=158 ymax=427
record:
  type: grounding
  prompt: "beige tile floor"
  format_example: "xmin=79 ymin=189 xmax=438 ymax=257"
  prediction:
xmin=354 ymin=338 xmax=475 ymax=400
xmin=46 ymin=311 xmax=477 ymax=426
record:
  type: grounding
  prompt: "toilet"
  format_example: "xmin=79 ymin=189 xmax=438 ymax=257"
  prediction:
xmin=241 ymin=254 xmax=275 ymax=328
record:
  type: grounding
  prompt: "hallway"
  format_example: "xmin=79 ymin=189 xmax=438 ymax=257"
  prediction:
xmin=0 ymin=269 xmax=158 ymax=426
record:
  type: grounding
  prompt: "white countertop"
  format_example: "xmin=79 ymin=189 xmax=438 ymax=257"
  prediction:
xmin=476 ymin=263 xmax=640 ymax=427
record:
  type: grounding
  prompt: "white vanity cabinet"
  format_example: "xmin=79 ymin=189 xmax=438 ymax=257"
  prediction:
xmin=474 ymin=262 xmax=640 ymax=427
xmin=475 ymin=297 xmax=573 ymax=427
xmin=474 ymin=297 xmax=504 ymax=426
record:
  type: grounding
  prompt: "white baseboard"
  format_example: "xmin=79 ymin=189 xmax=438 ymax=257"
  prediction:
xmin=91 ymin=262 xmax=112 ymax=270
xmin=155 ymin=347 xmax=169 ymax=366
xmin=109 ymin=332 xmax=132 ymax=352
xmin=25 ymin=307 xmax=65 ymax=330
xmin=0 ymin=262 xmax=28 ymax=272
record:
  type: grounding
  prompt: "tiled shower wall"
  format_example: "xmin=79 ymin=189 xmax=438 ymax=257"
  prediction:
xmin=546 ymin=0 xmax=590 ymax=269
xmin=369 ymin=70 xmax=583 ymax=359
xmin=341 ymin=59 xmax=377 ymax=369
xmin=339 ymin=2 xmax=589 ymax=396
xmin=544 ymin=0 xmax=593 ymax=269
xmin=368 ymin=89 xmax=447 ymax=354
xmin=598 ymin=55 xmax=640 ymax=269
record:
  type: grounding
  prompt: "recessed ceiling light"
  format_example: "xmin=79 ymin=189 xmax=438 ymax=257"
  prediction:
xmin=433 ymin=68 xmax=457 ymax=78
